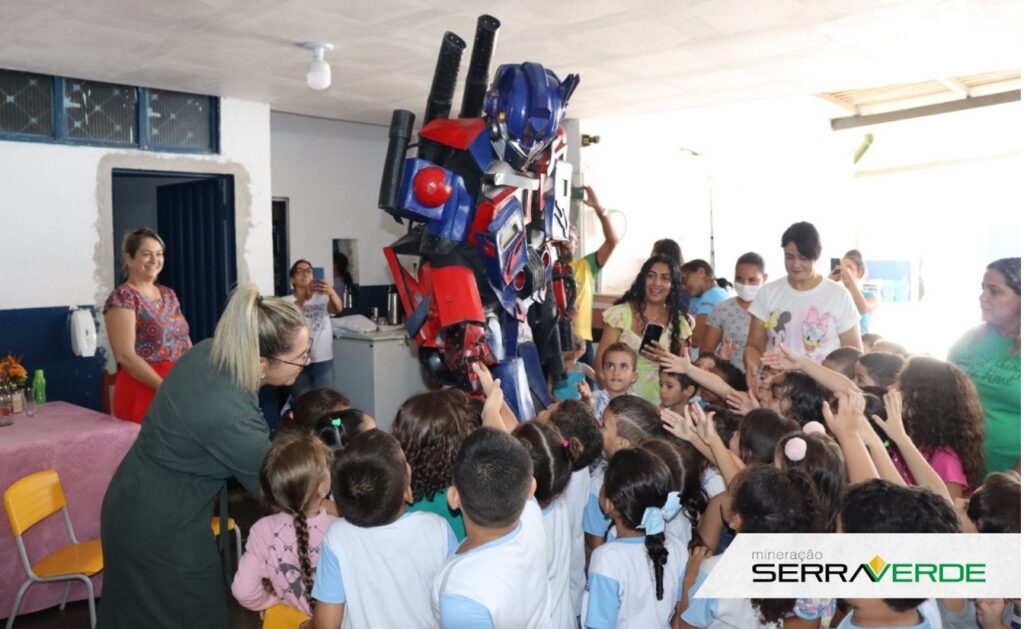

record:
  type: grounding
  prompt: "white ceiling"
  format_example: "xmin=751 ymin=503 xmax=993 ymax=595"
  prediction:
xmin=0 ymin=0 xmax=1020 ymax=126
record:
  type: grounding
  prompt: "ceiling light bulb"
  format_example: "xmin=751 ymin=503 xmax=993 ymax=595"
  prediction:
xmin=303 ymin=43 xmax=334 ymax=91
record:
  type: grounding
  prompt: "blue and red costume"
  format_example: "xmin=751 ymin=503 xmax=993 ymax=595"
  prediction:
xmin=378 ymin=15 xmax=579 ymax=420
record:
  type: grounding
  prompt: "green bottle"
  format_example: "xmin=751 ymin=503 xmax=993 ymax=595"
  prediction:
xmin=32 ymin=369 xmax=46 ymax=405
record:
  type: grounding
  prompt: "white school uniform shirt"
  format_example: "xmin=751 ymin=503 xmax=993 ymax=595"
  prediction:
xmin=543 ymin=495 xmax=576 ymax=629
xmin=701 ymin=467 xmax=726 ymax=498
xmin=747 ymin=276 xmax=860 ymax=364
xmin=682 ymin=555 xmax=782 ymax=629
xmin=836 ymin=600 xmax=942 ymax=628
xmin=312 ymin=511 xmax=457 ymax=629
xmin=564 ymin=468 xmax=590 ymax=618
xmin=582 ymin=463 xmax=610 ymax=538
xmin=433 ymin=499 xmax=551 ymax=629
xmin=583 ymin=533 xmax=687 ymax=629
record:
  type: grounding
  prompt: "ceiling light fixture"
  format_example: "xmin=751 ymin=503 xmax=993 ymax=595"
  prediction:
xmin=303 ymin=42 xmax=334 ymax=91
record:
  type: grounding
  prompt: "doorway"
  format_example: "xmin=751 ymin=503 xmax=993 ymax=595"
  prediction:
xmin=112 ymin=169 xmax=237 ymax=342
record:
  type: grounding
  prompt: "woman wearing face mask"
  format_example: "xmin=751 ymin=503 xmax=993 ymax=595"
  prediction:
xmin=699 ymin=253 xmax=767 ymax=373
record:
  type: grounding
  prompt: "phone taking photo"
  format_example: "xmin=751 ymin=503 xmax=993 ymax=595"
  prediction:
xmin=640 ymin=322 xmax=665 ymax=352
xmin=830 ymin=258 xmax=841 ymax=272
xmin=313 ymin=266 xmax=325 ymax=282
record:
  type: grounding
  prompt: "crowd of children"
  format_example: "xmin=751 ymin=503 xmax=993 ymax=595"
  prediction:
xmin=227 ymin=255 xmax=1020 ymax=629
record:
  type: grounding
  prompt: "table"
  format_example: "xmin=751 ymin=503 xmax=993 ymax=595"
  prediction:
xmin=0 ymin=402 xmax=139 ymax=620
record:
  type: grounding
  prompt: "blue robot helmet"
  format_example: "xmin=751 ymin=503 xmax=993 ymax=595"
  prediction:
xmin=485 ymin=62 xmax=579 ymax=167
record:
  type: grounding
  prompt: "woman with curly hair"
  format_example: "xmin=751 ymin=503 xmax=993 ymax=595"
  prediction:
xmin=949 ymin=257 xmax=1021 ymax=474
xmin=595 ymin=255 xmax=692 ymax=405
xmin=894 ymin=356 xmax=986 ymax=498
xmin=390 ymin=389 xmax=481 ymax=540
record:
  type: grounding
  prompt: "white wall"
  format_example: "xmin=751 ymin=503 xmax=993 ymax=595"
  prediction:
xmin=577 ymin=95 xmax=853 ymax=295
xmin=0 ymin=97 xmax=274 ymax=310
xmin=270 ymin=112 xmax=404 ymax=287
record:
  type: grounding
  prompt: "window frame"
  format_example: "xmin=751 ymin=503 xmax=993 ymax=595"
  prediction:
xmin=0 ymin=69 xmax=219 ymax=154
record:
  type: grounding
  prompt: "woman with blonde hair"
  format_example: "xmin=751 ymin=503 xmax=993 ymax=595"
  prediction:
xmin=103 ymin=228 xmax=191 ymax=422
xmin=98 ymin=284 xmax=309 ymax=629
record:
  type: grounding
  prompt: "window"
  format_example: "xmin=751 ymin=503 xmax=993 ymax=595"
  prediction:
xmin=144 ymin=89 xmax=216 ymax=152
xmin=64 ymin=79 xmax=137 ymax=145
xmin=0 ymin=70 xmax=53 ymax=138
xmin=0 ymin=68 xmax=218 ymax=153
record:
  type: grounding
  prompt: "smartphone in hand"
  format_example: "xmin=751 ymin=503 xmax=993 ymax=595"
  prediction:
xmin=313 ymin=267 xmax=326 ymax=282
xmin=640 ymin=323 xmax=665 ymax=352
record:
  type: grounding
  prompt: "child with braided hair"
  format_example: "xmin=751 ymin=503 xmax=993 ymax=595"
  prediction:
xmin=583 ymin=447 xmax=687 ymax=629
xmin=231 ymin=431 xmax=336 ymax=616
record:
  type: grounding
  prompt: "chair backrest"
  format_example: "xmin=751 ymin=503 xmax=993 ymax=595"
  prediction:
xmin=3 ymin=469 xmax=66 ymax=537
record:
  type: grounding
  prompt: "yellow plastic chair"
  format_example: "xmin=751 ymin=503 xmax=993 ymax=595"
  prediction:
xmin=3 ymin=469 xmax=102 ymax=629
xmin=262 ymin=604 xmax=311 ymax=629
xmin=210 ymin=516 xmax=242 ymax=565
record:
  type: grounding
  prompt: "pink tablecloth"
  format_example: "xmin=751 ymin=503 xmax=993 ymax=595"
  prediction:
xmin=1 ymin=401 xmax=139 ymax=620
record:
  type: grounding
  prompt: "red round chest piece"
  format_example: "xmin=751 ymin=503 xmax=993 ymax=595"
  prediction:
xmin=412 ymin=166 xmax=453 ymax=207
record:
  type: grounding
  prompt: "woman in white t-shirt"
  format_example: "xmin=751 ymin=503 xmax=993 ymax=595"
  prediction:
xmin=287 ymin=259 xmax=342 ymax=397
xmin=743 ymin=222 xmax=861 ymax=390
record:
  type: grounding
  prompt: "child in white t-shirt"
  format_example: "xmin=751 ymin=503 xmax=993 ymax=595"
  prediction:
xmin=544 ymin=399 xmax=605 ymax=624
xmin=583 ymin=447 xmax=687 ymax=629
xmin=583 ymin=395 xmax=664 ymax=551
xmin=432 ymin=427 xmax=551 ymax=628
xmin=310 ymin=430 xmax=456 ymax=629
xmin=513 ymin=420 xmax=583 ymax=629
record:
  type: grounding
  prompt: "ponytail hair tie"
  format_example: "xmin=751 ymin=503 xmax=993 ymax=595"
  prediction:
xmin=637 ymin=491 xmax=682 ymax=536
xmin=331 ymin=418 xmax=341 ymax=428
xmin=562 ymin=440 xmax=570 ymax=448
xmin=802 ymin=421 xmax=826 ymax=435
xmin=784 ymin=437 xmax=807 ymax=462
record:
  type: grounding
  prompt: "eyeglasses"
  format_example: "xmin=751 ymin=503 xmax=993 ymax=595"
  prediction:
xmin=268 ymin=339 xmax=313 ymax=368
xmin=293 ymin=267 xmax=313 ymax=276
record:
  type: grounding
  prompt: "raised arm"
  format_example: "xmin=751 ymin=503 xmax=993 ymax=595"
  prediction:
xmin=872 ymin=389 xmax=953 ymax=504
xmin=582 ymin=185 xmax=620 ymax=268
xmin=821 ymin=390 xmax=879 ymax=484
xmin=762 ymin=344 xmax=858 ymax=393
xmin=646 ymin=344 xmax=739 ymax=402
xmin=743 ymin=317 xmax=768 ymax=390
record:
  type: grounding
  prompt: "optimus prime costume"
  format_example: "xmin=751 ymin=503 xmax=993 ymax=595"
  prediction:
xmin=377 ymin=15 xmax=579 ymax=420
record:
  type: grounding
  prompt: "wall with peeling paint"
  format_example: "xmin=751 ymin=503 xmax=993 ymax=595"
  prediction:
xmin=0 ymin=97 xmax=272 ymax=311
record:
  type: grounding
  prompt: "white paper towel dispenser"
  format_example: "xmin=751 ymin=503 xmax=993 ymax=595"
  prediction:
xmin=70 ymin=307 xmax=97 ymax=357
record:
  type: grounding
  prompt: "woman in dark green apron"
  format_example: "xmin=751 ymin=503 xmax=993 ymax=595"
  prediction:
xmin=98 ymin=284 xmax=310 ymax=629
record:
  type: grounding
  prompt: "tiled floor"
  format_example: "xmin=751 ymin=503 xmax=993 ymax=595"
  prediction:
xmin=9 ymin=488 xmax=266 ymax=629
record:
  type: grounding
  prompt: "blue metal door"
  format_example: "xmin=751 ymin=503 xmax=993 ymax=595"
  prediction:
xmin=157 ymin=177 xmax=236 ymax=342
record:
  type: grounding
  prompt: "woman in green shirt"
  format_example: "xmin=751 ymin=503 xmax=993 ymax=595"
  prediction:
xmin=949 ymin=257 xmax=1021 ymax=475
xmin=391 ymin=389 xmax=481 ymax=540
xmin=98 ymin=285 xmax=309 ymax=629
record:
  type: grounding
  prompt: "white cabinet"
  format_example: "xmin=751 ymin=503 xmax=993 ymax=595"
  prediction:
xmin=331 ymin=329 xmax=427 ymax=432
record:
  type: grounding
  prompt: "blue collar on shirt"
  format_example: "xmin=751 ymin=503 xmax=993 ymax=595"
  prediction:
xmin=456 ymin=522 xmax=522 ymax=556
xmin=610 ymin=535 xmax=645 ymax=545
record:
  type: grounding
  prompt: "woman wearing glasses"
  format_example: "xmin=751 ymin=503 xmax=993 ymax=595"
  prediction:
xmin=285 ymin=259 xmax=342 ymax=398
xmin=98 ymin=285 xmax=308 ymax=629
